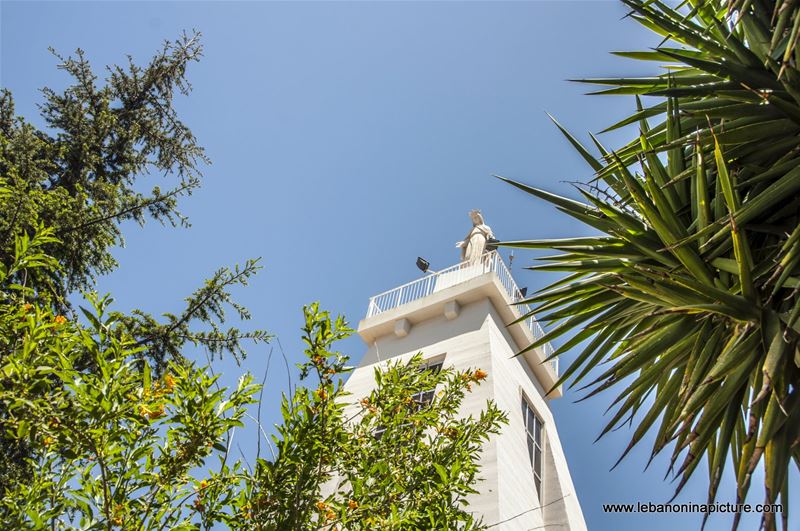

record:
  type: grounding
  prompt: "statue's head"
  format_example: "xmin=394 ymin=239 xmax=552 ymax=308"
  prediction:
xmin=469 ymin=209 xmax=484 ymax=225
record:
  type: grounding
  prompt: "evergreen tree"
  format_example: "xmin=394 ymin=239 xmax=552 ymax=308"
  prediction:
xmin=0 ymin=33 xmax=269 ymax=493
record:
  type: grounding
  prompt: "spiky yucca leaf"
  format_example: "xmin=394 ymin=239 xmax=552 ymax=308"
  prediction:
xmin=503 ymin=1 xmax=800 ymax=530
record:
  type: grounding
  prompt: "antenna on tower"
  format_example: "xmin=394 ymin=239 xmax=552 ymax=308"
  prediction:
xmin=509 ymin=250 xmax=515 ymax=271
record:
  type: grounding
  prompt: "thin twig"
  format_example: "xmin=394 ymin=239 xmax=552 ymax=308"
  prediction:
xmin=276 ymin=337 xmax=293 ymax=406
xmin=256 ymin=346 xmax=275 ymax=462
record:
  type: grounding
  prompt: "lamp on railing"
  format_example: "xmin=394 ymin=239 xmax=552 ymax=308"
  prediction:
xmin=519 ymin=287 xmax=528 ymax=298
xmin=486 ymin=238 xmax=500 ymax=252
xmin=416 ymin=256 xmax=438 ymax=275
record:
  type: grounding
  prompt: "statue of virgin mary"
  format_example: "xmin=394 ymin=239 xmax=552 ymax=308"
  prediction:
xmin=456 ymin=210 xmax=494 ymax=263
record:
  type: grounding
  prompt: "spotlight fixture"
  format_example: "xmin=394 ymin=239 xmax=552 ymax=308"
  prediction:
xmin=486 ymin=238 xmax=500 ymax=252
xmin=416 ymin=257 xmax=431 ymax=273
xmin=519 ymin=287 xmax=528 ymax=298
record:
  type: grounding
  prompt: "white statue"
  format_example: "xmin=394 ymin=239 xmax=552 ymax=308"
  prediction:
xmin=456 ymin=209 xmax=494 ymax=263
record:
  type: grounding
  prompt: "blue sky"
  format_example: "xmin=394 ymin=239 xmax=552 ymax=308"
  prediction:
xmin=2 ymin=1 xmax=796 ymax=529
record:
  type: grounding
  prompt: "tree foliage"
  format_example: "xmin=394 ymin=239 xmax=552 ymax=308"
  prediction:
xmin=501 ymin=1 xmax=800 ymax=529
xmin=0 ymin=34 xmax=506 ymax=529
xmin=0 ymin=31 xmax=205 ymax=297
xmin=248 ymin=303 xmax=506 ymax=530
xmin=0 ymin=235 xmax=505 ymax=529
xmin=0 ymin=32 xmax=270 ymax=492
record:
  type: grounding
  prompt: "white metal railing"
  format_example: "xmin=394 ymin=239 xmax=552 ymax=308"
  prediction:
xmin=365 ymin=251 xmax=558 ymax=375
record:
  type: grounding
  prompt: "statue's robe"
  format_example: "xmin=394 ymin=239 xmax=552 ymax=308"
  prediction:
xmin=461 ymin=224 xmax=494 ymax=263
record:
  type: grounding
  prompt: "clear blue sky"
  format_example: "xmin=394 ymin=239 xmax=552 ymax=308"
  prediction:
xmin=2 ymin=1 xmax=796 ymax=529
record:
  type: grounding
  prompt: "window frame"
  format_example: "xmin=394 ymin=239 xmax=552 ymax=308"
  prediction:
xmin=410 ymin=358 xmax=443 ymax=410
xmin=521 ymin=395 xmax=544 ymax=502
xmin=373 ymin=355 xmax=445 ymax=439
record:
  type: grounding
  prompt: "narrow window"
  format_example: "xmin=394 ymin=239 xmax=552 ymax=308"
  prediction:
xmin=521 ymin=398 xmax=543 ymax=501
xmin=374 ymin=358 xmax=443 ymax=439
xmin=411 ymin=360 xmax=442 ymax=409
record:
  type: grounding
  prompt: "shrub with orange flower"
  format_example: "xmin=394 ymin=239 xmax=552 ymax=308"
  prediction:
xmin=163 ymin=373 xmax=176 ymax=392
xmin=139 ymin=403 xmax=165 ymax=420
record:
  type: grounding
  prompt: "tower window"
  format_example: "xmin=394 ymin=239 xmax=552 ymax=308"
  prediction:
xmin=522 ymin=398 xmax=543 ymax=501
xmin=411 ymin=360 xmax=442 ymax=409
xmin=374 ymin=358 xmax=444 ymax=439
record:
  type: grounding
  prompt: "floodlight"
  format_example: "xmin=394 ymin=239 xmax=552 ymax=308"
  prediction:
xmin=416 ymin=257 xmax=430 ymax=273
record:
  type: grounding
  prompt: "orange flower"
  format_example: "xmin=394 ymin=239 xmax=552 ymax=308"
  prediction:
xmin=314 ymin=388 xmax=327 ymax=400
xmin=140 ymin=403 xmax=165 ymax=420
xmin=112 ymin=503 xmax=125 ymax=526
xmin=53 ymin=315 xmax=67 ymax=326
xmin=359 ymin=397 xmax=370 ymax=407
xmin=196 ymin=480 xmax=209 ymax=498
xmin=440 ymin=427 xmax=458 ymax=439
xmin=163 ymin=373 xmax=176 ymax=391
xmin=325 ymin=509 xmax=336 ymax=521
xmin=149 ymin=404 xmax=165 ymax=419
xmin=42 ymin=436 xmax=54 ymax=446
xmin=22 ymin=303 xmax=33 ymax=313
xmin=347 ymin=499 xmax=359 ymax=510
xmin=473 ymin=369 xmax=488 ymax=381
xmin=315 ymin=501 xmax=328 ymax=511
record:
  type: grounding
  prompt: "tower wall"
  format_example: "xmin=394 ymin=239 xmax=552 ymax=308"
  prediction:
xmin=485 ymin=309 xmax=586 ymax=530
xmin=345 ymin=298 xmax=501 ymax=524
xmin=347 ymin=292 xmax=587 ymax=530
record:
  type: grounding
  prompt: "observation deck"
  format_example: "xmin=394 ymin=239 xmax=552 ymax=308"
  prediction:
xmin=358 ymin=251 xmax=560 ymax=396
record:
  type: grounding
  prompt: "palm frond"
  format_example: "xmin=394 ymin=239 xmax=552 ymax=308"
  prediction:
xmin=504 ymin=2 xmax=800 ymax=529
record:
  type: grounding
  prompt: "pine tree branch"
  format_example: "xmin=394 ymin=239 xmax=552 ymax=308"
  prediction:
xmin=59 ymin=179 xmax=197 ymax=235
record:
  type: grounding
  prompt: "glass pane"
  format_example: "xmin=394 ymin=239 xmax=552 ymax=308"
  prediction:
xmin=527 ymin=408 xmax=535 ymax=435
xmin=527 ymin=436 xmax=534 ymax=464
xmin=534 ymin=417 xmax=542 ymax=445
xmin=534 ymin=474 xmax=542 ymax=501
xmin=521 ymin=400 xmax=528 ymax=427
xmin=420 ymin=390 xmax=434 ymax=406
xmin=534 ymin=445 xmax=542 ymax=476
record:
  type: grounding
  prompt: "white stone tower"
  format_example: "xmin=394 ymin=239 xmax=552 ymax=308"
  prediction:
xmin=343 ymin=212 xmax=587 ymax=530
